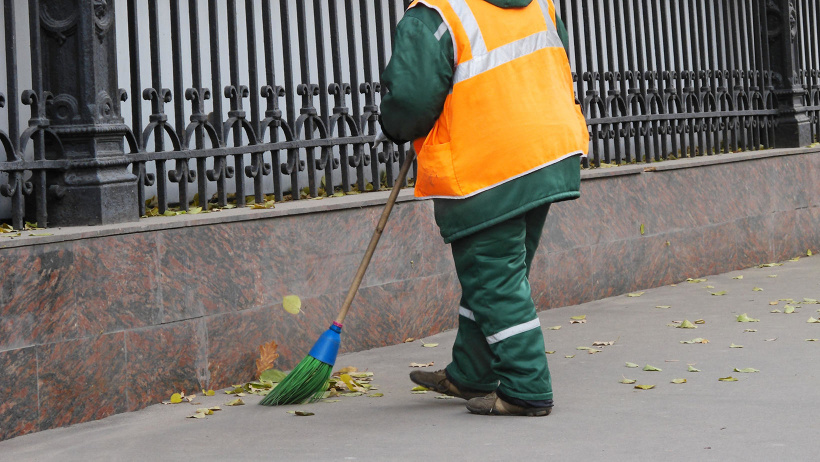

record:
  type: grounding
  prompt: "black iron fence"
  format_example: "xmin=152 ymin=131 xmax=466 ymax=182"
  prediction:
xmin=0 ymin=0 xmax=816 ymax=229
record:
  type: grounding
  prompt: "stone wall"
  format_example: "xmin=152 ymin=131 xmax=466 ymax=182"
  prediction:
xmin=2 ymin=148 xmax=819 ymax=440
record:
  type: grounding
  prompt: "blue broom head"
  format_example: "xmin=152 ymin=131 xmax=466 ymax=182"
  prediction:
xmin=307 ymin=321 xmax=343 ymax=366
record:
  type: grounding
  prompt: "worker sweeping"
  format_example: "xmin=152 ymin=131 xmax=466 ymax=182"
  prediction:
xmin=376 ymin=0 xmax=589 ymax=416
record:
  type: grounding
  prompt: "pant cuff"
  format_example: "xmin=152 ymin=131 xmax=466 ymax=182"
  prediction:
xmin=444 ymin=365 xmax=498 ymax=393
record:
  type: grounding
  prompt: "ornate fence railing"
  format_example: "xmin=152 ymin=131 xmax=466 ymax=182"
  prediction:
xmin=0 ymin=0 xmax=816 ymax=230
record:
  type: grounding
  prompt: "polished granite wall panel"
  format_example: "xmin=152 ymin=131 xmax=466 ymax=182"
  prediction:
xmin=765 ymin=155 xmax=815 ymax=212
xmin=124 ymin=321 xmax=205 ymax=411
xmin=0 ymin=348 xmax=38 ymax=440
xmin=73 ymin=234 xmax=159 ymax=333
xmin=770 ymin=207 xmax=820 ymax=261
xmin=37 ymin=333 xmax=127 ymax=431
xmin=546 ymin=247 xmax=595 ymax=309
xmin=205 ymin=305 xmax=278 ymax=388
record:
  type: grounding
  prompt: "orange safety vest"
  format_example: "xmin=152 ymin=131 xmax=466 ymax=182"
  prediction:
xmin=408 ymin=0 xmax=589 ymax=199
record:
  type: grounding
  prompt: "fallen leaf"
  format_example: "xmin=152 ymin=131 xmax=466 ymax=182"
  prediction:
xmin=422 ymin=343 xmax=439 ymax=348
xmin=259 ymin=369 xmax=287 ymax=383
xmin=627 ymin=292 xmax=645 ymax=297
xmin=411 ymin=386 xmax=428 ymax=392
xmin=592 ymin=341 xmax=614 ymax=347
xmin=803 ymin=298 xmax=820 ymax=304
xmin=784 ymin=305 xmax=796 ymax=314
xmin=368 ymin=393 xmax=384 ymax=398
xmin=753 ymin=287 xmax=764 ymax=292
xmin=732 ymin=275 xmax=744 ymax=280
xmin=587 ymin=349 xmax=602 ymax=354
xmin=729 ymin=343 xmax=743 ymax=348
xmin=737 ymin=313 xmax=760 ymax=322
xmin=570 ymin=315 xmax=587 ymax=320
xmin=671 ymin=378 xmax=687 ymax=384
xmin=336 ymin=366 xmax=358 ymax=374
xmin=196 ymin=408 xmax=214 ymax=415
xmin=744 ymin=329 xmax=758 ymax=333
xmin=434 ymin=395 xmax=454 ymax=400
xmin=771 ymin=309 xmax=782 ymax=313
xmin=718 ymin=376 xmax=738 ymax=382
xmin=204 ymin=390 xmax=215 ymax=396
xmin=764 ymin=338 xmax=778 ymax=342
xmin=688 ymin=365 xmax=701 ymax=372
xmin=565 ymin=355 xmax=576 ymax=358
xmin=734 ymin=367 xmax=760 ymax=373
xmin=809 ymin=249 xmax=814 ymax=256
xmin=705 ymin=285 xmax=715 ymax=289
xmin=225 ymin=398 xmax=245 ymax=406
xmin=620 ymin=378 xmax=637 ymax=384
xmin=404 ymin=337 xmax=416 ymax=343
xmin=643 ymin=365 xmax=662 ymax=372
xmin=687 ymin=278 xmax=708 ymax=283
xmin=769 ymin=301 xmax=780 ymax=305
xmin=343 ymin=392 xmax=364 ymax=397
xmin=806 ymin=339 xmax=819 ymax=342
xmin=655 ymin=306 xmax=672 ymax=309
xmin=768 ymin=275 xmax=778 ymax=278
xmin=677 ymin=320 xmax=697 ymax=329
xmin=322 ymin=399 xmax=340 ymax=403
xmin=758 ymin=263 xmax=783 ymax=268
xmin=569 ymin=319 xmax=587 ymax=324
xmin=255 ymin=340 xmax=280 ymax=378
xmin=545 ymin=350 xmax=556 ymax=354
xmin=548 ymin=326 xmax=562 ymax=330
xmin=187 ymin=412 xmax=206 ymax=419
xmin=409 ymin=362 xmax=434 ymax=368
xmin=170 ymin=393 xmax=183 ymax=404
xmin=694 ymin=319 xmax=706 ymax=324
xmin=640 ymin=224 xmax=645 ymax=235
xmin=634 ymin=384 xmax=655 ymax=390
xmin=680 ymin=338 xmax=709 ymax=344
xmin=625 ymin=362 xmax=640 ymax=368
xmin=411 ymin=391 xmax=428 ymax=394
xmin=282 ymin=295 xmax=301 ymax=315
xmin=711 ymin=291 xmax=728 ymax=296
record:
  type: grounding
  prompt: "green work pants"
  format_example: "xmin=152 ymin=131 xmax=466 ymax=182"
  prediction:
xmin=445 ymin=204 xmax=552 ymax=401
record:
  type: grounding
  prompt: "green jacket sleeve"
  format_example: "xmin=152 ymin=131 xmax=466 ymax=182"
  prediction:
xmin=379 ymin=7 xmax=454 ymax=144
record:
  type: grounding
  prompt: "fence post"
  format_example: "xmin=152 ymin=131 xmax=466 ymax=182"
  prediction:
xmin=767 ymin=0 xmax=812 ymax=147
xmin=35 ymin=0 xmax=137 ymax=226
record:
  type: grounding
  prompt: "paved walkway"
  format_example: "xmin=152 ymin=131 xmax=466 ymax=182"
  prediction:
xmin=3 ymin=255 xmax=820 ymax=462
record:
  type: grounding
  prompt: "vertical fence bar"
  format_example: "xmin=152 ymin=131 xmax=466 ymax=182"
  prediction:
xmin=261 ymin=0 xmax=285 ymax=201
xmin=208 ymin=0 xmax=229 ymax=207
xmin=27 ymin=0 xmax=47 ymax=226
xmin=2 ymin=0 xmax=24 ymax=229
xmin=170 ymin=0 xmax=191 ymax=210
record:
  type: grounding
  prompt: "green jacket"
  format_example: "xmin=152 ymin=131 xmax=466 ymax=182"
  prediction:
xmin=379 ymin=0 xmax=582 ymax=243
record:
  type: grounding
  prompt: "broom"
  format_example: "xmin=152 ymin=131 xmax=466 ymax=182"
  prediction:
xmin=260 ymin=151 xmax=416 ymax=405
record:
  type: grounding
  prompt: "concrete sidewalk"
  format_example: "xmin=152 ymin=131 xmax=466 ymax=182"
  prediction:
xmin=3 ymin=255 xmax=819 ymax=462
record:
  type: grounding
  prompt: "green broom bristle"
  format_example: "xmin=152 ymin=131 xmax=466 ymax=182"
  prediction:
xmin=259 ymin=355 xmax=333 ymax=406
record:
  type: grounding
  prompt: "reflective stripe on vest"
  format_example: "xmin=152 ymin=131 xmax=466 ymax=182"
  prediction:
xmin=409 ymin=0 xmax=589 ymax=199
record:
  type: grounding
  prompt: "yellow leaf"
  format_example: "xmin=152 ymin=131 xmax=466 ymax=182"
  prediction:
xmin=753 ymin=287 xmax=764 ymax=292
xmin=225 ymin=398 xmax=245 ymax=406
xmin=170 ymin=393 xmax=183 ymax=404
xmin=677 ymin=320 xmax=697 ymax=329
xmin=548 ymin=326 xmax=562 ymax=330
xmin=732 ymin=275 xmax=744 ymax=280
xmin=627 ymin=292 xmax=645 ymax=297
xmin=282 ymin=295 xmax=301 ymax=315
xmin=570 ymin=315 xmax=586 ymax=320
xmin=671 ymin=378 xmax=687 ymax=384
xmin=718 ymin=376 xmax=738 ymax=382
xmin=188 ymin=207 xmax=203 ymax=214
xmin=730 ymin=343 xmax=743 ymax=348
xmin=640 ymin=223 xmax=645 ymax=235
xmin=565 ymin=355 xmax=575 ymax=358
xmin=711 ymin=291 xmax=727 ymax=296
xmin=422 ymin=343 xmax=439 ymax=348
xmin=655 ymin=305 xmax=671 ymax=309
xmin=411 ymin=386 xmax=428 ymax=392
xmin=205 ymin=390 xmax=215 ymax=396
xmin=634 ymin=384 xmax=655 ymax=390
xmin=545 ymin=351 xmax=556 ymax=354
xmin=809 ymin=249 xmax=814 ymax=257
xmin=620 ymin=378 xmax=637 ymax=384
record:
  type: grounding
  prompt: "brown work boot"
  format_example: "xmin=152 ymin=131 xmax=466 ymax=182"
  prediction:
xmin=409 ymin=369 xmax=488 ymax=400
xmin=466 ymin=392 xmax=553 ymax=416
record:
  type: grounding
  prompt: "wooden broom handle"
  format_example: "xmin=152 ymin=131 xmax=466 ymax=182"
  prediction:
xmin=335 ymin=152 xmax=416 ymax=325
